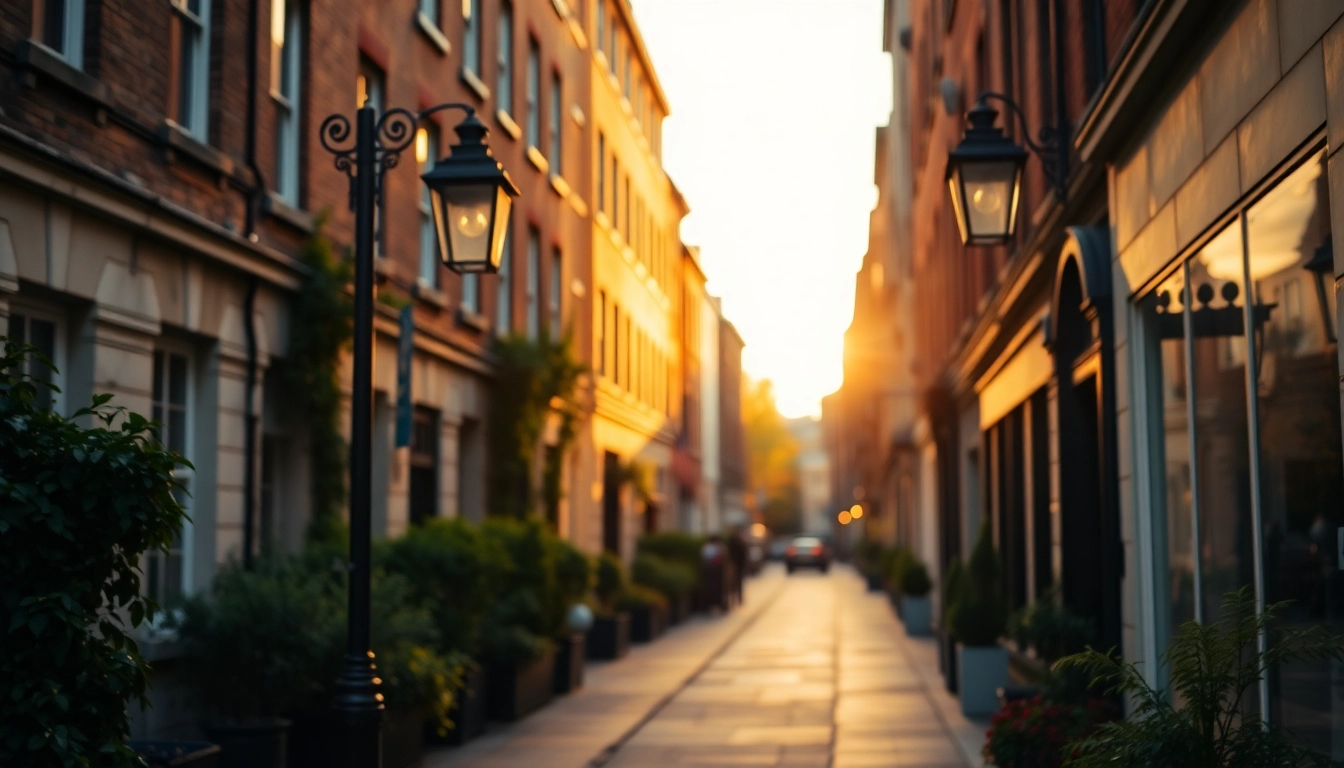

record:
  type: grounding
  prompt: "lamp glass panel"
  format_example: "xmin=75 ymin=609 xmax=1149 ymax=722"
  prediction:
xmin=490 ymin=186 xmax=514 ymax=272
xmin=440 ymin=183 xmax=495 ymax=270
xmin=960 ymin=160 xmax=1019 ymax=240
xmin=947 ymin=171 xmax=970 ymax=244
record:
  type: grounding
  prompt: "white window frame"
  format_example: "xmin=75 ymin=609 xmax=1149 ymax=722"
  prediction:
xmin=39 ymin=0 xmax=85 ymax=69
xmin=417 ymin=126 xmax=440 ymax=287
xmin=6 ymin=302 xmax=67 ymax=415
xmin=497 ymin=0 xmax=513 ymax=116
xmin=143 ymin=344 xmax=196 ymax=638
xmin=463 ymin=0 xmax=481 ymax=76
xmin=173 ymin=0 xmax=211 ymax=138
xmin=271 ymin=0 xmax=302 ymax=205
xmin=420 ymin=0 xmax=439 ymax=27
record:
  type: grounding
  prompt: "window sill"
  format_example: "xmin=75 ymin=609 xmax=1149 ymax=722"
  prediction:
xmin=263 ymin=191 xmax=315 ymax=232
xmin=160 ymin=121 xmax=236 ymax=178
xmin=414 ymin=279 xmax=449 ymax=309
xmin=416 ymin=12 xmax=452 ymax=55
xmin=569 ymin=193 xmax=589 ymax=219
xmin=374 ymin=256 xmax=395 ymax=278
xmin=526 ymin=146 xmax=549 ymax=175
xmin=15 ymin=39 xmax=110 ymax=108
xmin=569 ymin=104 xmax=586 ymax=127
xmin=595 ymin=50 xmax=609 ymax=71
xmin=595 ymin=210 xmax=611 ymax=229
xmin=549 ymin=173 xmax=571 ymax=199
xmin=620 ymin=97 xmax=633 ymax=117
xmin=567 ymin=17 xmax=587 ymax=49
xmin=551 ymin=0 xmax=570 ymax=21
xmin=461 ymin=68 xmax=491 ymax=102
xmin=495 ymin=109 xmax=522 ymax=140
xmin=457 ymin=307 xmax=489 ymax=333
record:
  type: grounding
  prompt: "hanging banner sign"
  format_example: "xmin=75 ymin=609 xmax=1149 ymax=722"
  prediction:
xmin=395 ymin=305 xmax=414 ymax=448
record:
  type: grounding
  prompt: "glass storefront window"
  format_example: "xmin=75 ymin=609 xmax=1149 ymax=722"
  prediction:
xmin=1142 ymin=148 xmax=1340 ymax=752
xmin=1244 ymin=152 xmax=1342 ymax=755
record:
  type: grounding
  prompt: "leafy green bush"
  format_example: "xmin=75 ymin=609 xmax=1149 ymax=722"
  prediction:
xmin=547 ymin=535 xmax=592 ymax=637
xmin=1057 ymin=588 xmax=1344 ymax=767
xmin=479 ymin=519 xmax=555 ymax=663
xmin=947 ymin=520 xmax=1007 ymax=647
xmin=632 ymin=553 xmax=697 ymax=601
xmin=636 ymin=531 xmax=704 ymax=570
xmin=381 ymin=518 xmax=502 ymax=656
xmin=1 ymin=343 xmax=190 ymax=767
xmin=899 ymin=557 xmax=934 ymax=597
xmin=594 ymin=552 xmax=627 ymax=614
xmin=364 ymin=573 xmax=463 ymax=732
xmin=853 ymin=539 xmax=886 ymax=579
xmin=881 ymin=546 xmax=912 ymax=592
xmin=615 ymin=584 xmax=669 ymax=613
xmin=1008 ymin=587 xmax=1094 ymax=664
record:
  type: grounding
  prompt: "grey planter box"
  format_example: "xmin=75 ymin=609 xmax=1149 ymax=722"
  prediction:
xmin=901 ymin=595 xmax=933 ymax=636
xmin=956 ymin=644 xmax=1009 ymax=716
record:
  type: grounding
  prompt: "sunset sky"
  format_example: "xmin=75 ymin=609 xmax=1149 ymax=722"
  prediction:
xmin=628 ymin=0 xmax=892 ymax=418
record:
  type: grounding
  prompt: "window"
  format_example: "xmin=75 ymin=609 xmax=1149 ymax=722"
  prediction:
xmin=595 ymin=0 xmax=605 ymax=57
xmin=419 ymin=0 xmax=438 ymax=26
xmin=463 ymin=0 xmax=481 ymax=75
xmin=357 ymin=59 xmax=386 ymax=257
xmin=462 ymin=273 xmax=480 ymax=313
xmin=497 ymin=1 xmax=513 ymax=115
xmin=1140 ymin=150 xmax=1340 ymax=739
xmin=611 ymin=158 xmax=620 ymax=231
xmin=525 ymin=39 xmax=540 ymax=148
xmin=272 ymin=0 xmax=303 ymax=205
xmin=612 ymin=304 xmax=621 ymax=385
xmin=526 ymin=227 xmax=540 ymax=338
xmin=549 ymin=72 xmax=562 ymax=175
xmin=597 ymin=132 xmax=606 ymax=214
xmin=146 ymin=349 xmax=191 ymax=608
xmin=417 ymin=127 xmax=440 ymax=287
xmin=598 ymin=290 xmax=607 ymax=375
xmin=550 ymin=246 xmax=562 ymax=332
xmin=174 ymin=0 xmax=211 ymax=136
xmin=623 ymin=176 xmax=631 ymax=238
xmin=609 ymin=25 xmax=617 ymax=75
xmin=8 ymin=311 xmax=60 ymax=411
xmin=409 ymin=406 xmax=440 ymax=525
xmin=38 ymin=0 xmax=85 ymax=68
xmin=496 ymin=233 xmax=512 ymax=332
xmin=623 ymin=48 xmax=631 ymax=99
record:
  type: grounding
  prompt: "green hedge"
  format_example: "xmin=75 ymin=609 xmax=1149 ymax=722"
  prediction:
xmin=631 ymin=553 xmax=697 ymax=601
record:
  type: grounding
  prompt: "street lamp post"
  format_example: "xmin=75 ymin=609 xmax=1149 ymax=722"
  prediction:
xmin=318 ymin=103 xmax=518 ymax=768
xmin=946 ymin=93 xmax=1067 ymax=246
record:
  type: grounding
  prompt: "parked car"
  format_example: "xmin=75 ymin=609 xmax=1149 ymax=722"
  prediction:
xmin=768 ymin=538 xmax=790 ymax=561
xmin=785 ymin=537 xmax=830 ymax=574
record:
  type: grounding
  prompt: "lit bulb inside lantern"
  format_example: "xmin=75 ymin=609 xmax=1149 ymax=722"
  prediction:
xmin=455 ymin=205 xmax=490 ymax=238
xmin=971 ymin=185 xmax=1002 ymax=213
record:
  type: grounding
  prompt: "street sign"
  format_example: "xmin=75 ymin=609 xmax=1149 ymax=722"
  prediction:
xmin=395 ymin=305 xmax=414 ymax=448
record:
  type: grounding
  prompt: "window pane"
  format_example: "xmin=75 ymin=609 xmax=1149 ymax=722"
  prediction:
xmin=527 ymin=229 xmax=540 ymax=339
xmin=1187 ymin=224 xmax=1255 ymax=627
xmin=178 ymin=25 xmax=197 ymax=126
xmin=550 ymin=74 xmax=562 ymax=175
xmin=29 ymin=318 xmax=56 ymax=410
xmin=526 ymin=43 xmax=540 ymax=147
xmin=420 ymin=0 xmax=438 ymax=24
xmin=551 ymin=247 xmax=562 ymax=332
xmin=1140 ymin=267 xmax=1197 ymax=657
xmin=153 ymin=350 xmax=165 ymax=403
xmin=169 ymin=353 xmax=188 ymax=406
xmin=498 ymin=3 xmax=513 ymax=114
xmin=43 ymin=0 xmax=68 ymax=54
xmin=463 ymin=273 xmax=479 ymax=313
xmin=497 ymin=236 xmax=512 ymax=332
xmin=1246 ymin=152 xmax=1343 ymax=749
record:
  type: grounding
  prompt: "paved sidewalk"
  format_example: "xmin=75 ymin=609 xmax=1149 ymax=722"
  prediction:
xmin=425 ymin=568 xmax=788 ymax=768
xmin=429 ymin=566 xmax=986 ymax=768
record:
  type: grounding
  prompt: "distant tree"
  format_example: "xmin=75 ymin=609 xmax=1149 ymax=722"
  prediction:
xmin=742 ymin=377 xmax=801 ymax=534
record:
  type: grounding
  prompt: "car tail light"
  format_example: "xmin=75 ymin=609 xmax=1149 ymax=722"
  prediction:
xmin=810 ymin=545 xmax=823 ymax=556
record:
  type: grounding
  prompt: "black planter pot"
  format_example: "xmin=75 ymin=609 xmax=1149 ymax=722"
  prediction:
xmin=667 ymin=594 xmax=690 ymax=625
xmin=130 ymin=741 xmax=222 ymax=767
xmin=382 ymin=707 xmax=427 ymax=768
xmin=553 ymin=633 xmax=586 ymax=694
xmin=586 ymin=612 xmax=630 ymax=660
xmin=486 ymin=647 xmax=556 ymax=721
xmin=434 ymin=663 xmax=488 ymax=746
xmin=629 ymin=606 xmax=666 ymax=643
xmin=203 ymin=719 xmax=289 ymax=768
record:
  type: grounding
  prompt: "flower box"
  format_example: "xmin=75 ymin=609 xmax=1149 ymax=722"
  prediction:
xmin=487 ymin=647 xmax=556 ymax=721
xmin=956 ymin=644 xmax=1009 ymax=716
xmin=629 ymin=605 xmax=667 ymax=643
xmin=586 ymin=613 xmax=630 ymax=660
xmin=902 ymin=595 xmax=933 ymax=636
xmin=553 ymin=633 xmax=586 ymax=694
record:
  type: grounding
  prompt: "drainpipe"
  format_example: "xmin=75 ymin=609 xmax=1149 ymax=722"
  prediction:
xmin=243 ymin=277 xmax=259 ymax=568
xmin=241 ymin=0 xmax=263 ymax=568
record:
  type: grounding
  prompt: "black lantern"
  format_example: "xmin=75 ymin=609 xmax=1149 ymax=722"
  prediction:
xmin=421 ymin=113 xmax=520 ymax=273
xmin=946 ymin=99 xmax=1028 ymax=246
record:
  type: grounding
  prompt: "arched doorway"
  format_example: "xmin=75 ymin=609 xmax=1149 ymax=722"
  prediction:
xmin=1050 ymin=226 xmax=1122 ymax=652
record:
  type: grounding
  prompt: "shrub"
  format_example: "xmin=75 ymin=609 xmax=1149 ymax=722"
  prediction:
xmin=1 ymin=343 xmax=189 ymax=767
xmin=637 ymin=532 xmax=705 ymax=570
xmin=594 ymin=552 xmax=627 ymax=614
xmin=881 ymin=546 xmax=912 ymax=592
xmin=364 ymin=573 xmax=463 ymax=732
xmin=615 ymin=584 xmax=669 ymax=613
xmin=631 ymin=553 xmax=697 ymax=601
xmin=899 ymin=558 xmax=934 ymax=597
xmin=982 ymin=695 xmax=1116 ymax=768
xmin=1057 ymin=588 xmax=1344 ymax=767
xmin=1008 ymin=587 xmax=1094 ymax=664
xmin=853 ymin=539 xmax=886 ymax=578
xmin=547 ymin=535 xmax=592 ymax=637
xmin=947 ymin=520 xmax=1007 ymax=647
xmin=479 ymin=519 xmax=555 ymax=664
xmin=381 ymin=518 xmax=502 ymax=656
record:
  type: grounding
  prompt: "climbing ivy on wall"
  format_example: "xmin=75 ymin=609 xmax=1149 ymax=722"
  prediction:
xmin=489 ymin=331 xmax=584 ymax=521
xmin=284 ymin=217 xmax=353 ymax=544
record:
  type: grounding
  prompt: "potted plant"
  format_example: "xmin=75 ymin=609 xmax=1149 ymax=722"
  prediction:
xmin=898 ymin=556 xmax=934 ymax=636
xmin=882 ymin=547 xmax=912 ymax=614
xmin=947 ymin=520 xmax=1009 ymax=716
xmin=479 ymin=519 xmax=557 ymax=721
xmin=854 ymin=539 xmax=887 ymax=591
xmin=548 ymin=536 xmax=592 ymax=694
xmin=940 ymin=560 xmax=966 ymax=693
xmin=0 ymin=344 xmax=191 ymax=767
xmin=178 ymin=562 xmax=332 ymax=768
xmin=632 ymin=552 xmax=694 ymax=631
xmin=1056 ymin=588 xmax=1344 ymax=767
xmin=620 ymin=584 xmax=670 ymax=643
xmin=636 ymin=532 xmax=705 ymax=620
xmin=982 ymin=695 xmax=1115 ymax=768
xmin=588 ymin=553 xmax=631 ymax=660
